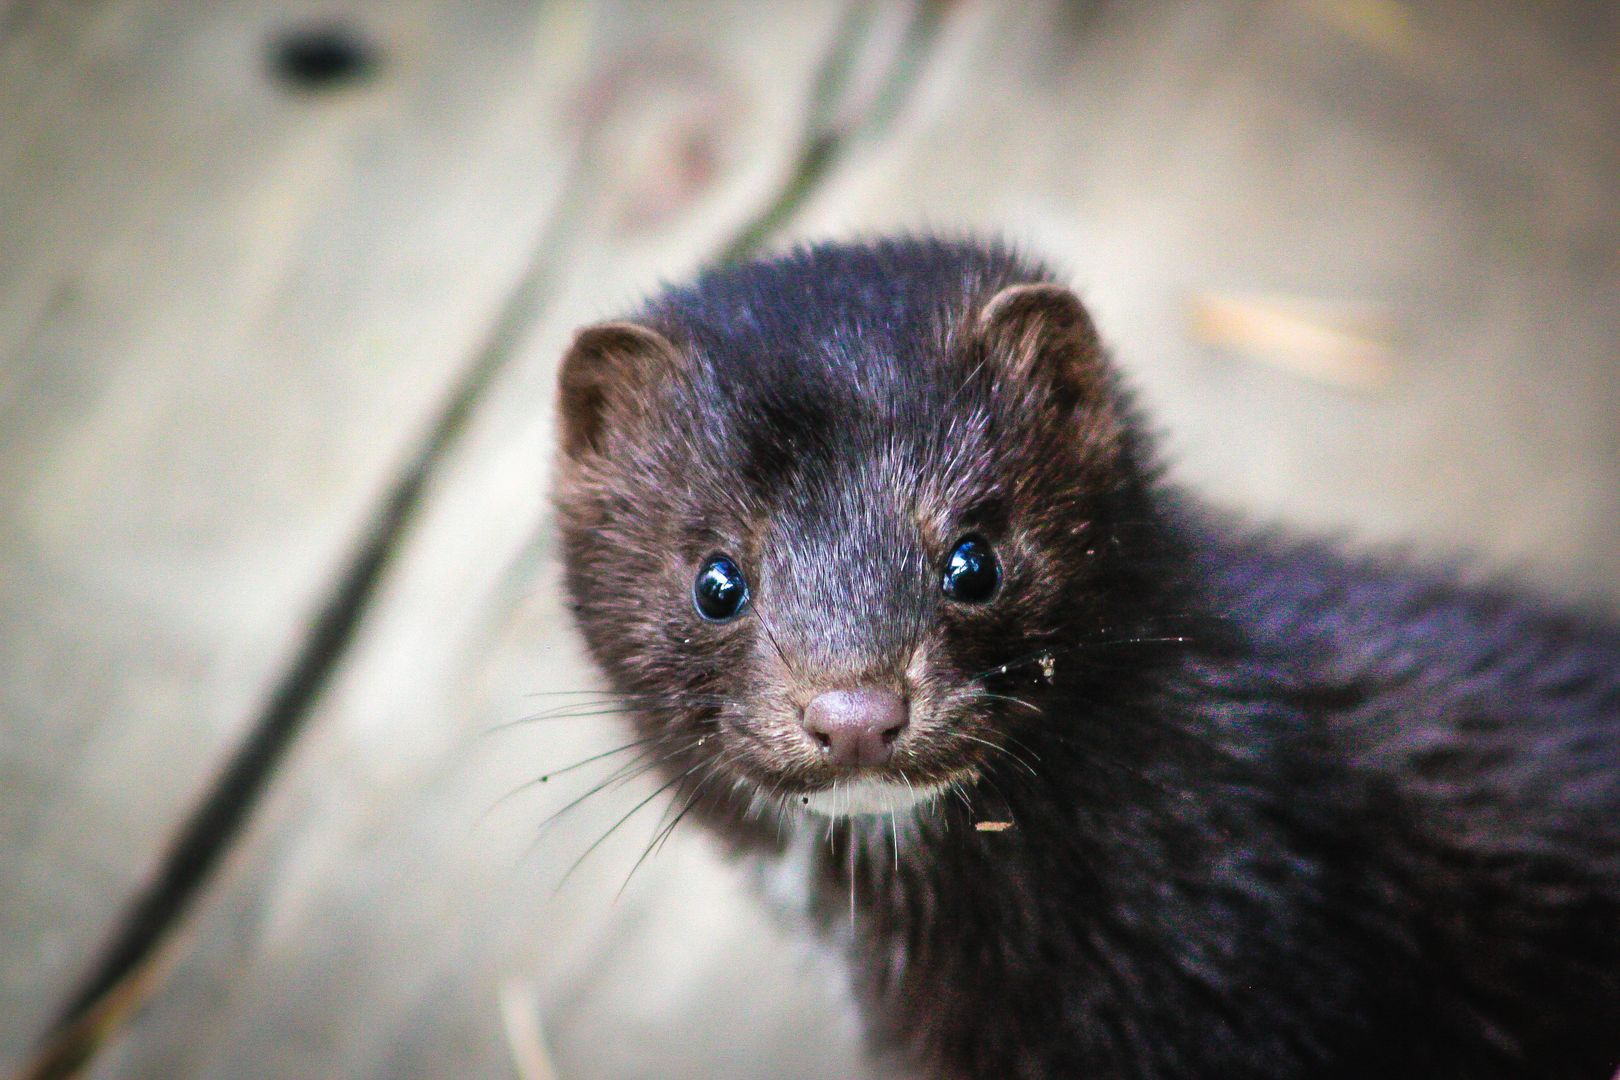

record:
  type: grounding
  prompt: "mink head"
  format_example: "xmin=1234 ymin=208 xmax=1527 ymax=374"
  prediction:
xmin=553 ymin=239 xmax=1166 ymax=823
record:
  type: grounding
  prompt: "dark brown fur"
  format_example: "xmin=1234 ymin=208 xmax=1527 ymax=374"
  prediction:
xmin=552 ymin=237 xmax=1620 ymax=1079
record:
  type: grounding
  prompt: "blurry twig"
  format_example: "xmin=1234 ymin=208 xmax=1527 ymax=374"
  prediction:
xmin=1187 ymin=290 xmax=1396 ymax=391
xmin=499 ymin=978 xmax=558 ymax=1080
xmin=719 ymin=0 xmax=951 ymax=263
xmin=8 ymin=930 xmax=187 ymax=1080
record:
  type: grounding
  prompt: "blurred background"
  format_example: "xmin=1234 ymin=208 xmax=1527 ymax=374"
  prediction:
xmin=2 ymin=1 xmax=1616 ymax=1077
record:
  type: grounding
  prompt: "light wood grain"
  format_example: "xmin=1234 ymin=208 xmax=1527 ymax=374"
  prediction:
xmin=63 ymin=2 xmax=888 ymax=1077
xmin=1 ymin=0 xmax=580 ymax=1062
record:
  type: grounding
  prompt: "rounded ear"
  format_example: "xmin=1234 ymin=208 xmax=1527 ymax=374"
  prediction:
xmin=556 ymin=321 xmax=683 ymax=460
xmin=973 ymin=282 xmax=1105 ymax=406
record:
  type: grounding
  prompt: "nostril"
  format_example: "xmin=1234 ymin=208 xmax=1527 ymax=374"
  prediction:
xmin=880 ymin=720 xmax=905 ymax=747
xmin=812 ymin=730 xmax=832 ymax=751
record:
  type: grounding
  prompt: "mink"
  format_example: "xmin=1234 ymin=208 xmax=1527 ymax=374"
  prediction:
xmin=550 ymin=237 xmax=1620 ymax=1079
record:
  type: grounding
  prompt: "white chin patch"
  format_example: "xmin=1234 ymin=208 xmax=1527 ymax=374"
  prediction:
xmin=800 ymin=777 xmax=947 ymax=817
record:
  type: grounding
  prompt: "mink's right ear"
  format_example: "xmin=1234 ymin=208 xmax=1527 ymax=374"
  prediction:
xmin=556 ymin=321 xmax=683 ymax=461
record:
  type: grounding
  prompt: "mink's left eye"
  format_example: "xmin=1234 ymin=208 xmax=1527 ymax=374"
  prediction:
xmin=942 ymin=536 xmax=999 ymax=603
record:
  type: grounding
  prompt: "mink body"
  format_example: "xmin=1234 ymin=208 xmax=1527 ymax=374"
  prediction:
xmin=552 ymin=238 xmax=1620 ymax=1079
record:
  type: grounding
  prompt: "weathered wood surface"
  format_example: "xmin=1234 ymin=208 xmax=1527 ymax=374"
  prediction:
xmin=5 ymin=0 xmax=892 ymax=1076
xmin=2 ymin=1 xmax=1617 ymax=1078
xmin=0 ymin=0 xmax=583 ymax=1061
xmin=793 ymin=0 xmax=1620 ymax=600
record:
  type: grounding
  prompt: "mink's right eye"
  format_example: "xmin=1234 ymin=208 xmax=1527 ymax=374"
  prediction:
xmin=693 ymin=554 xmax=749 ymax=622
xmin=942 ymin=535 xmax=999 ymax=603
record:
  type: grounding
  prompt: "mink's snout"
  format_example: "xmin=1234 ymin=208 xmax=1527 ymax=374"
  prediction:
xmin=801 ymin=688 xmax=909 ymax=769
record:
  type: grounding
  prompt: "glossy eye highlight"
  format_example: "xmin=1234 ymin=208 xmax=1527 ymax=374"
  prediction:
xmin=693 ymin=554 xmax=749 ymax=621
xmin=942 ymin=536 xmax=999 ymax=603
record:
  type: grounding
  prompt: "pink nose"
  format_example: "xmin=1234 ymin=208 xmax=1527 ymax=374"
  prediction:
xmin=802 ymin=688 xmax=909 ymax=768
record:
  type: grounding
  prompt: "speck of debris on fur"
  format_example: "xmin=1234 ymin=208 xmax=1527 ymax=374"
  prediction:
xmin=975 ymin=821 xmax=1013 ymax=832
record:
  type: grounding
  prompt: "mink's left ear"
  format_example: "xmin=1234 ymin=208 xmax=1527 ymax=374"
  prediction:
xmin=973 ymin=283 xmax=1107 ymax=411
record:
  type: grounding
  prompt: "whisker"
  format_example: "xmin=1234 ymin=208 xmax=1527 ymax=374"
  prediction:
xmin=849 ymin=823 xmax=857 ymax=927
xmin=534 ymin=736 xmax=662 ymax=784
xmin=977 ymin=691 xmax=1043 ymax=715
xmin=970 ymin=627 xmax=1204 ymax=683
xmin=654 ymin=754 xmax=731 ymax=858
xmin=1079 ymin=635 xmax=1195 ymax=649
xmin=482 ymin=736 xmax=660 ymax=821
xmin=523 ymin=695 xmax=735 ymax=719
xmin=751 ymin=605 xmax=798 ymax=679
xmin=483 ymin=696 xmax=740 ymax=736
xmin=559 ymin=759 xmax=709 ymax=890
xmin=481 ymin=708 xmax=642 ymax=737
xmin=531 ymin=756 xmax=660 ymax=839
xmin=767 ymin=769 xmax=806 ymax=834
xmin=954 ymin=731 xmax=1040 ymax=779
xmin=519 ymin=687 xmax=747 ymax=700
xmin=617 ymin=797 xmax=687 ymax=901
xmin=618 ymin=749 xmax=738 ymax=899
xmin=521 ymin=689 xmax=672 ymax=700
xmin=529 ymin=733 xmax=707 ymax=841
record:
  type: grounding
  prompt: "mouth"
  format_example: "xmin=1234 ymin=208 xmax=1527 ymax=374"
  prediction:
xmin=797 ymin=775 xmax=953 ymax=817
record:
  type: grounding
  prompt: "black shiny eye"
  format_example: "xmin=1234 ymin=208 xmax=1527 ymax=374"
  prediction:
xmin=693 ymin=554 xmax=749 ymax=621
xmin=942 ymin=536 xmax=999 ymax=603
